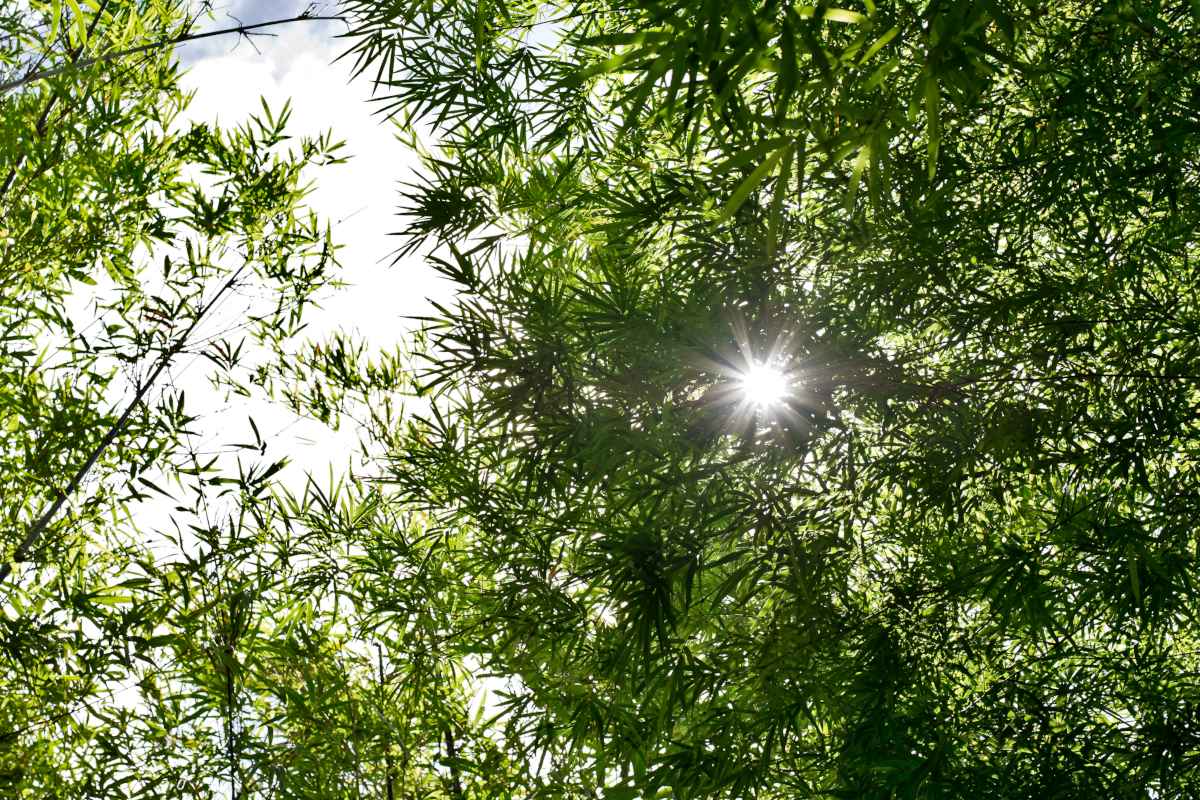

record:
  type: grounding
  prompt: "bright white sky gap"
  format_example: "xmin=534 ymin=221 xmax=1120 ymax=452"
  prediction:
xmin=95 ymin=2 xmax=449 ymax=569
xmin=172 ymin=1 xmax=450 ymax=478
xmin=99 ymin=1 xmax=463 ymax=723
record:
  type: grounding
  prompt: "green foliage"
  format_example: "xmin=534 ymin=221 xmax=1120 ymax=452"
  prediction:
xmin=8 ymin=0 xmax=1200 ymax=797
xmin=0 ymin=3 xmax=399 ymax=798
xmin=1 ymin=3 xmax=516 ymax=797
xmin=340 ymin=0 xmax=1200 ymax=797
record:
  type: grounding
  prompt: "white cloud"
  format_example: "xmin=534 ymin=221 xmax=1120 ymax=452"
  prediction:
xmin=180 ymin=12 xmax=450 ymax=346
xmin=140 ymin=7 xmax=454 ymax=484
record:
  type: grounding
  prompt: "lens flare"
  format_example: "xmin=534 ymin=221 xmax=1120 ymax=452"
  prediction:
xmin=740 ymin=363 xmax=788 ymax=409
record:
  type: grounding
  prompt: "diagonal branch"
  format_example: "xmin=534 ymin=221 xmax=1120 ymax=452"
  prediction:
xmin=0 ymin=13 xmax=344 ymax=98
xmin=0 ymin=264 xmax=249 ymax=588
xmin=0 ymin=0 xmax=111 ymax=200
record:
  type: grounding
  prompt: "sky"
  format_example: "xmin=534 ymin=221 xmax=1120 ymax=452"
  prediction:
xmin=180 ymin=0 xmax=446 ymax=346
xmin=95 ymin=2 xmax=459 ymax=718
xmin=163 ymin=1 xmax=452 ymax=478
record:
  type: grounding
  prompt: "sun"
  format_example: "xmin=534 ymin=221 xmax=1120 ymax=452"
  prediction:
xmin=740 ymin=362 xmax=788 ymax=409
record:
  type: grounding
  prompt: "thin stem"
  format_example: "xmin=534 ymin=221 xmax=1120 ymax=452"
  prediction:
xmin=376 ymin=643 xmax=396 ymax=800
xmin=0 ymin=264 xmax=249 ymax=587
xmin=225 ymin=646 xmax=240 ymax=800
xmin=444 ymin=727 xmax=465 ymax=800
xmin=0 ymin=0 xmax=111 ymax=199
xmin=0 ymin=13 xmax=344 ymax=97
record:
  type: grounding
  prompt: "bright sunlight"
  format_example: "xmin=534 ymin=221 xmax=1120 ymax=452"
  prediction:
xmin=740 ymin=362 xmax=788 ymax=409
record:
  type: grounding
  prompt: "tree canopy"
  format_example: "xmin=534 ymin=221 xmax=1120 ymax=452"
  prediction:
xmin=4 ymin=0 xmax=1200 ymax=798
xmin=341 ymin=0 xmax=1200 ymax=796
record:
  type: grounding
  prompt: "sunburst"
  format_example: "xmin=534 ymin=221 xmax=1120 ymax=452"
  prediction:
xmin=684 ymin=314 xmax=820 ymax=447
xmin=739 ymin=361 xmax=788 ymax=410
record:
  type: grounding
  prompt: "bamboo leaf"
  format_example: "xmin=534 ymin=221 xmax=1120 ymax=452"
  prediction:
xmin=822 ymin=8 xmax=868 ymax=24
xmin=794 ymin=6 xmax=867 ymax=24
xmin=48 ymin=0 xmax=62 ymax=49
xmin=64 ymin=0 xmax=86 ymax=47
xmin=1128 ymin=545 xmax=1142 ymax=605
xmin=925 ymin=72 xmax=941 ymax=180
xmin=767 ymin=144 xmax=794 ymax=257
xmin=720 ymin=143 xmax=790 ymax=220
xmin=863 ymin=55 xmax=899 ymax=91
xmin=859 ymin=25 xmax=899 ymax=65
xmin=846 ymin=141 xmax=870 ymax=210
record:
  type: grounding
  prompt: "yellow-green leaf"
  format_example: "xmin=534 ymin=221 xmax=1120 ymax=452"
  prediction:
xmin=925 ymin=74 xmax=941 ymax=180
xmin=47 ymin=0 xmax=62 ymax=50
xmin=859 ymin=26 xmax=899 ymax=65
xmin=824 ymin=8 xmax=867 ymax=24
xmin=1128 ymin=545 xmax=1142 ymax=605
xmin=64 ymin=0 xmax=87 ymax=47
xmin=767 ymin=145 xmax=795 ymax=258
xmin=92 ymin=594 xmax=133 ymax=606
xmin=721 ymin=144 xmax=790 ymax=220
xmin=846 ymin=142 xmax=870 ymax=210
xmin=794 ymin=6 xmax=866 ymax=24
xmin=863 ymin=56 xmax=899 ymax=91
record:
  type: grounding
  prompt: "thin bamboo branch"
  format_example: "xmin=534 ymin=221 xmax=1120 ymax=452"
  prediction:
xmin=0 ymin=264 xmax=249 ymax=587
xmin=376 ymin=643 xmax=396 ymax=800
xmin=0 ymin=0 xmax=111 ymax=200
xmin=0 ymin=13 xmax=344 ymax=97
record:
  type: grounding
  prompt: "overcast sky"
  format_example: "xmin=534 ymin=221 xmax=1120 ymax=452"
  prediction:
xmin=162 ymin=1 xmax=450 ymax=478
xmin=180 ymin=1 xmax=446 ymax=345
